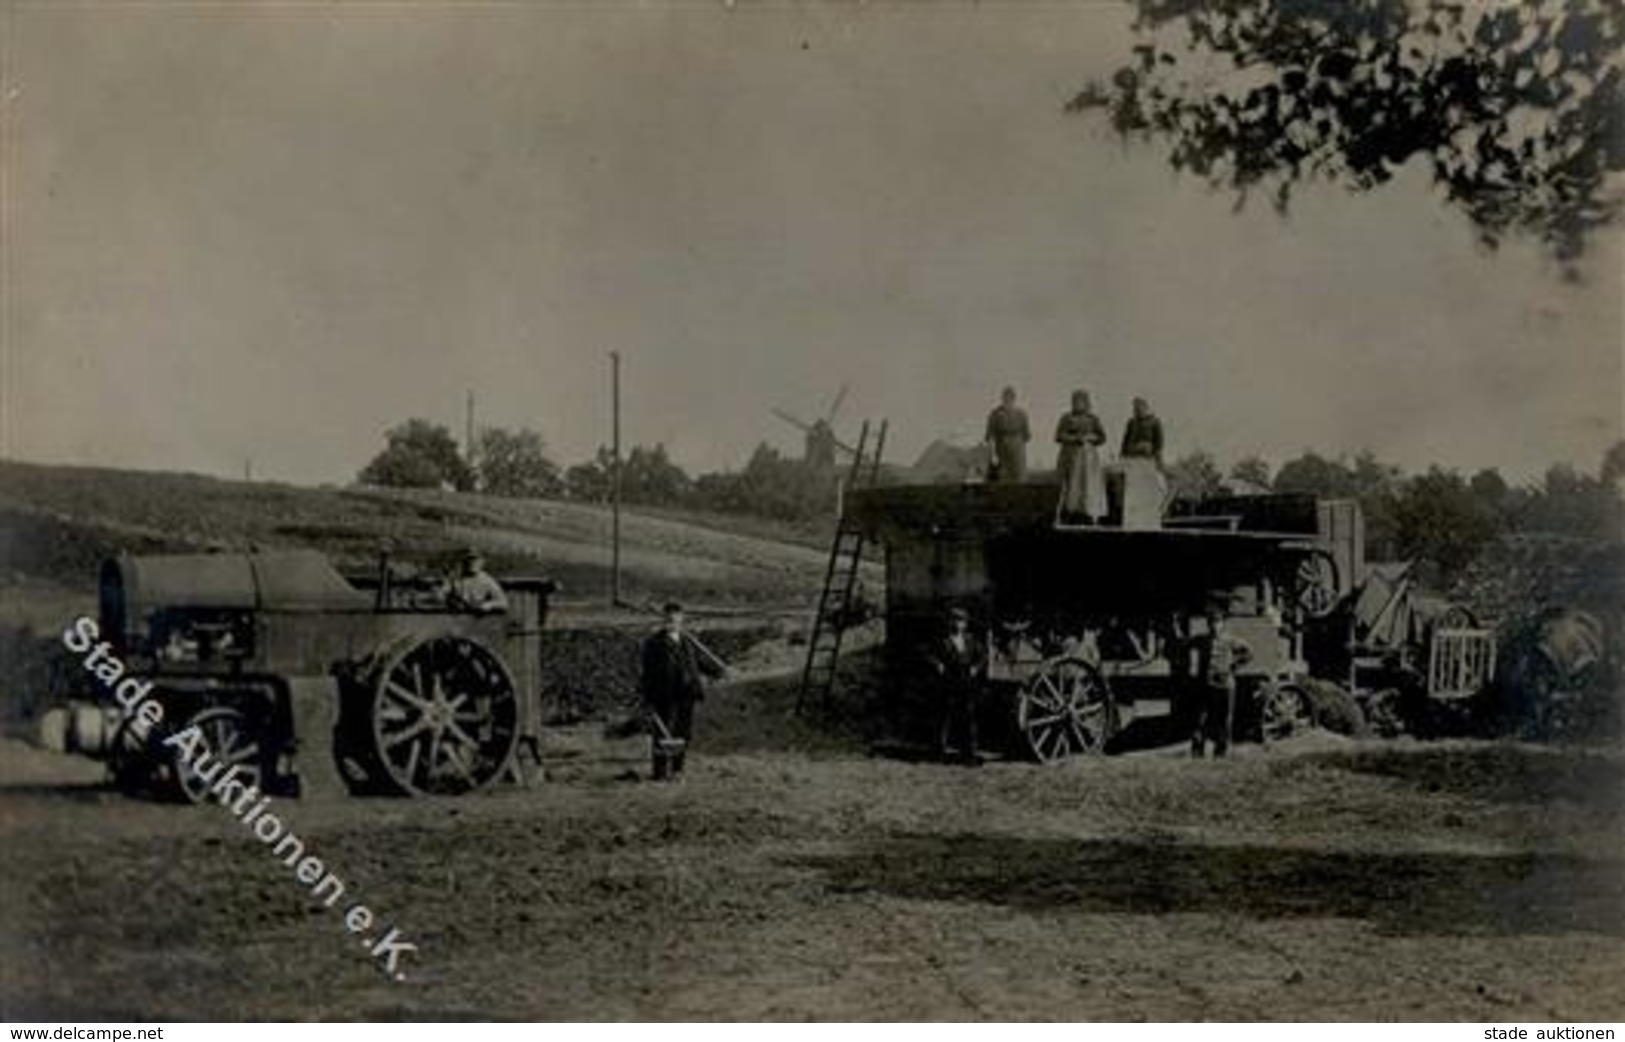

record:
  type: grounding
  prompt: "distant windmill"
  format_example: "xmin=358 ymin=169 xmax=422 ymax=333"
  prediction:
xmin=772 ymin=382 xmax=858 ymax=470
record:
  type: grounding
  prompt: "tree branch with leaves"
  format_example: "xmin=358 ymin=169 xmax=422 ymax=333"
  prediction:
xmin=1071 ymin=0 xmax=1625 ymax=268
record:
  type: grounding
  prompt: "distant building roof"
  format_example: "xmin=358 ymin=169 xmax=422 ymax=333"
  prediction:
xmin=908 ymin=440 xmax=989 ymax=485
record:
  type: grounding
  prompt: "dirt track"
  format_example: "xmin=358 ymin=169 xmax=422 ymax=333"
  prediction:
xmin=2 ymin=716 xmax=1622 ymax=1021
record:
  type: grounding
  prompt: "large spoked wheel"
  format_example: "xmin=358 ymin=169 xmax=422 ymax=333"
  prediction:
xmin=1292 ymin=550 xmax=1341 ymax=619
xmin=1258 ymin=680 xmax=1315 ymax=743
xmin=1016 ymin=656 xmax=1114 ymax=764
xmin=363 ymin=635 xmax=520 ymax=797
xmin=170 ymin=705 xmax=267 ymax=805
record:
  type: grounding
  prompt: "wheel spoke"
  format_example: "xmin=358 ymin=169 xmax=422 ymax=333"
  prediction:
xmin=443 ymin=720 xmax=481 ymax=751
xmin=217 ymin=725 xmax=259 ymax=766
xmin=427 ymin=728 xmax=445 ymax=779
xmin=383 ymin=717 xmax=433 ymax=750
xmin=1033 ymin=674 xmax=1063 ymax=711
xmin=444 ymin=745 xmax=477 ymax=784
xmin=403 ymin=733 xmax=423 ymax=781
xmin=201 ymin=721 xmax=231 ymax=756
xmin=386 ymin=680 xmax=434 ymax=714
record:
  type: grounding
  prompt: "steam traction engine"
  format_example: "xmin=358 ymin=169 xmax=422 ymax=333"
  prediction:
xmin=87 ymin=549 xmax=555 ymax=801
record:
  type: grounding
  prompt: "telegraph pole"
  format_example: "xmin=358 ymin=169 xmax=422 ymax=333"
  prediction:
xmin=609 ymin=351 xmax=622 ymax=607
xmin=465 ymin=389 xmax=476 ymax=469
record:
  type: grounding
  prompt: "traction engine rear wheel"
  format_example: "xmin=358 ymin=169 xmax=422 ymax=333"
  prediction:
xmin=361 ymin=634 xmax=520 ymax=797
xmin=1016 ymin=656 xmax=1114 ymax=763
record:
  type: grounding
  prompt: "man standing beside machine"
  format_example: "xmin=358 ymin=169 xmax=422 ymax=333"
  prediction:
xmin=923 ymin=606 xmax=988 ymax=765
xmin=1190 ymin=599 xmax=1252 ymax=758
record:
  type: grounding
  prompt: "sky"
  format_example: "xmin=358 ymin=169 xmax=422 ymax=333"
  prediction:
xmin=3 ymin=1 xmax=1621 ymax=487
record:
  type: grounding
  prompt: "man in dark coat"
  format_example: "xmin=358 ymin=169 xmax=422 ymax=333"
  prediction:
xmin=984 ymin=387 xmax=1032 ymax=483
xmin=923 ymin=606 xmax=988 ymax=764
xmin=639 ymin=602 xmax=724 ymax=780
xmin=1120 ymin=396 xmax=1165 ymax=467
xmin=1189 ymin=603 xmax=1252 ymax=758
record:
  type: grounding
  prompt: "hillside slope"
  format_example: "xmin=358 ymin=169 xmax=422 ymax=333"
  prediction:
xmin=0 ymin=461 xmax=844 ymax=623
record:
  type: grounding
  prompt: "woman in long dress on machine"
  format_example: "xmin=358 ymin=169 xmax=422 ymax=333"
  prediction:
xmin=1055 ymin=390 xmax=1107 ymax=523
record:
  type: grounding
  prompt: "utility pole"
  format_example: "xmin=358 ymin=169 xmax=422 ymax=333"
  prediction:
xmin=610 ymin=351 xmax=622 ymax=607
xmin=465 ymin=389 xmax=476 ymax=468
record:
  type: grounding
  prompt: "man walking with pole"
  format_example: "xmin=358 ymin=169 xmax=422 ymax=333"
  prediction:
xmin=639 ymin=602 xmax=725 ymax=781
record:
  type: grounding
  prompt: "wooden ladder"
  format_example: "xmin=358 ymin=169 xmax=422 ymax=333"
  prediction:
xmin=797 ymin=419 xmax=887 ymax=714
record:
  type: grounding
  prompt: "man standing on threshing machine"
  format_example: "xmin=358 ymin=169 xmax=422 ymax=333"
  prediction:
xmin=924 ymin=606 xmax=987 ymax=765
xmin=639 ymin=602 xmax=724 ymax=781
xmin=1190 ymin=598 xmax=1252 ymax=758
xmin=445 ymin=548 xmax=509 ymax=614
xmin=1120 ymin=396 xmax=1165 ymax=468
xmin=984 ymin=386 xmax=1032 ymax=483
xmin=1055 ymin=389 xmax=1108 ymax=523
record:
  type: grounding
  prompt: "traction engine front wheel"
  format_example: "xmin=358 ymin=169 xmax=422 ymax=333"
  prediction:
xmin=169 ymin=705 xmax=268 ymax=804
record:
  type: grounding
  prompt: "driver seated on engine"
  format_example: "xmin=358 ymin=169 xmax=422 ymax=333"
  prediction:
xmin=444 ymin=548 xmax=508 ymax=615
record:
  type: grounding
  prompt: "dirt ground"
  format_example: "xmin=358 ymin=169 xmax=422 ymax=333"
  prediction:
xmin=2 ymin=692 xmax=1622 ymax=1022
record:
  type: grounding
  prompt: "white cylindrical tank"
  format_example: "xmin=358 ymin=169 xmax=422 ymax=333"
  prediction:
xmin=68 ymin=702 xmax=114 ymax=755
xmin=36 ymin=707 xmax=69 ymax=753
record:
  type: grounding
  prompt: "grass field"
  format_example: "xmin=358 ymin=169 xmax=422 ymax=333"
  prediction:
xmin=1 ymin=722 xmax=1620 ymax=1021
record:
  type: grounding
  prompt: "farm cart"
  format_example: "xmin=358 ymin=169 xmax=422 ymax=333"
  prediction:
xmin=68 ymin=549 xmax=556 ymax=801
xmin=846 ymin=477 xmax=1358 ymax=762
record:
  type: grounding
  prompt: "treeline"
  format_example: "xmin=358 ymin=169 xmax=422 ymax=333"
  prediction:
xmin=356 ymin=418 xmax=1624 ymax=585
xmin=356 ymin=419 xmax=838 ymax=522
xmin=1165 ymin=444 xmax=1625 ymax=587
